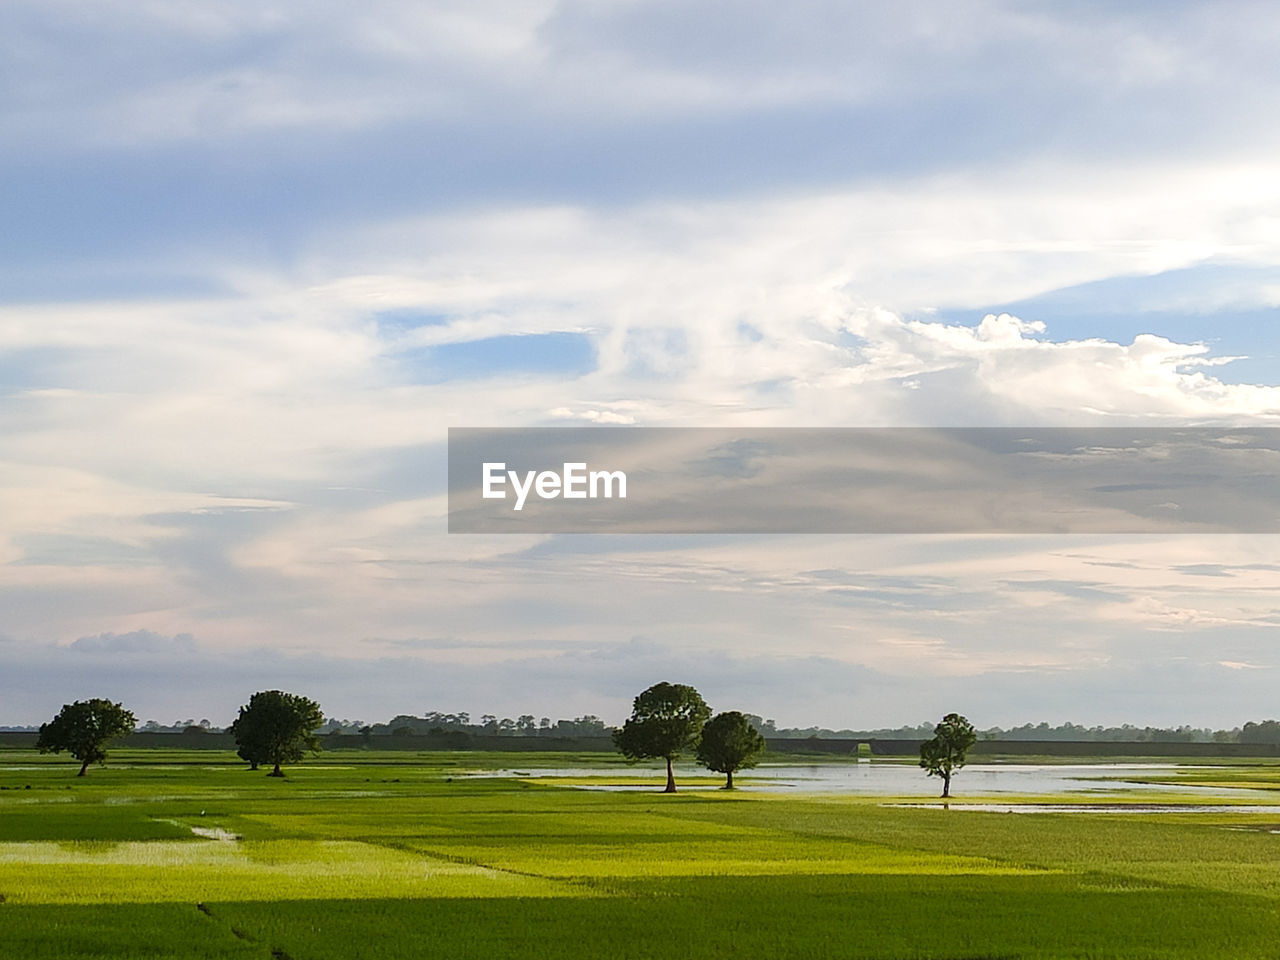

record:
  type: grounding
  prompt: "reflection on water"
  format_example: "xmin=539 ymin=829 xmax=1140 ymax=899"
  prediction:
xmin=469 ymin=762 xmax=1277 ymax=799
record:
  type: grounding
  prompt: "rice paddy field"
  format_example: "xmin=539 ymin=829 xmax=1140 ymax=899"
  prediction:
xmin=5 ymin=748 xmax=1280 ymax=958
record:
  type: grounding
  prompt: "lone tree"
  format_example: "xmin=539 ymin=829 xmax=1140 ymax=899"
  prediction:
xmin=36 ymin=699 xmax=136 ymax=777
xmin=229 ymin=690 xmax=323 ymax=777
xmin=613 ymin=682 xmax=710 ymax=793
xmin=696 ymin=711 xmax=766 ymax=789
xmin=919 ymin=712 xmax=977 ymax=798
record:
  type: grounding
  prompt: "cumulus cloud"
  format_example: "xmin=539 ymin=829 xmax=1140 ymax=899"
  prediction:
xmin=837 ymin=312 xmax=1280 ymax=422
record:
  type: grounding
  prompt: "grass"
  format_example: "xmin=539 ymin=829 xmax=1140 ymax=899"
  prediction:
xmin=0 ymin=903 xmax=266 ymax=960
xmin=0 ymin=839 xmax=577 ymax=904
xmin=6 ymin=748 xmax=1280 ymax=957
xmin=210 ymin=876 xmax=1280 ymax=960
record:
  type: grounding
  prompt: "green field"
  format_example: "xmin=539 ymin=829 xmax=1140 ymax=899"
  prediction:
xmin=4 ymin=750 xmax=1280 ymax=958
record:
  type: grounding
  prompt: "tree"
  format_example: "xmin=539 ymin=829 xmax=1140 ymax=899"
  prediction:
xmin=36 ymin=699 xmax=136 ymax=777
xmin=1241 ymin=720 xmax=1280 ymax=744
xmin=228 ymin=690 xmax=323 ymax=777
xmin=696 ymin=711 xmax=766 ymax=789
xmin=612 ymin=682 xmax=710 ymax=793
xmin=919 ymin=712 xmax=977 ymax=798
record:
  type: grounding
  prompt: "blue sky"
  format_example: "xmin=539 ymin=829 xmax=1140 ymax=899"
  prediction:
xmin=4 ymin=1 xmax=1280 ymax=728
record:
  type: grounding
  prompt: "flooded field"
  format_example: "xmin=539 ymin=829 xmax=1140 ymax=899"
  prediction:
xmin=471 ymin=761 xmax=1279 ymax=798
xmin=8 ymin=749 xmax=1280 ymax=958
xmin=890 ymin=802 xmax=1280 ymax=814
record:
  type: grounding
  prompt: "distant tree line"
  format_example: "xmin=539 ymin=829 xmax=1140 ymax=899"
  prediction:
xmin=982 ymin=722 xmax=1273 ymax=743
xmin=139 ymin=718 xmax=221 ymax=734
xmin=14 ymin=707 xmax=1280 ymax=746
xmin=744 ymin=718 xmax=938 ymax=740
xmin=740 ymin=718 xmax=1280 ymax=745
xmin=322 ymin=712 xmax=614 ymax=738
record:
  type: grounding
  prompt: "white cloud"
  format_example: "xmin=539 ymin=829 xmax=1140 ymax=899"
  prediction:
xmin=8 ymin=0 xmax=1280 ymax=169
xmin=4 ymin=170 xmax=1280 ymax=676
xmin=8 ymin=1 xmax=1280 ymax=726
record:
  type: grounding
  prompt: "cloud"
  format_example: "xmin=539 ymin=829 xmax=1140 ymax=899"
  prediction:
xmin=549 ymin=407 xmax=637 ymax=424
xmin=5 ymin=608 xmax=1280 ymax=729
xmin=68 ymin=629 xmax=196 ymax=654
xmin=835 ymin=312 xmax=1280 ymax=422
xmin=7 ymin=2 xmax=1280 ymax=728
xmin=8 ymin=0 xmax=1280 ymax=169
xmin=6 ymin=286 xmax=1280 ymax=716
xmin=7 ymin=0 xmax=1280 ymax=288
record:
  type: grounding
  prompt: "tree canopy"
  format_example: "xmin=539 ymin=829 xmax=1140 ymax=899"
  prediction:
xmin=229 ymin=690 xmax=324 ymax=776
xmin=36 ymin=699 xmax=136 ymax=776
xmin=919 ymin=712 xmax=977 ymax=798
xmin=696 ymin=710 xmax=765 ymax=789
xmin=612 ymin=682 xmax=710 ymax=793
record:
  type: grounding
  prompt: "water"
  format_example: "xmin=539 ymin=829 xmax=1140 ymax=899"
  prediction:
xmin=467 ymin=761 xmax=1277 ymax=799
xmin=889 ymin=803 xmax=1280 ymax=814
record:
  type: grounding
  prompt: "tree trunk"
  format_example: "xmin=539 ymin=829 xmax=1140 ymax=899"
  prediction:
xmin=941 ymin=772 xmax=951 ymax=798
xmin=664 ymin=756 xmax=676 ymax=793
xmin=268 ymin=763 xmax=283 ymax=777
xmin=77 ymin=758 xmax=89 ymax=777
xmin=724 ymin=769 xmax=734 ymax=790
xmin=249 ymin=761 xmax=259 ymax=771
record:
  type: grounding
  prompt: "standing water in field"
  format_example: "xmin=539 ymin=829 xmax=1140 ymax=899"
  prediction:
xmin=466 ymin=762 xmax=1279 ymax=799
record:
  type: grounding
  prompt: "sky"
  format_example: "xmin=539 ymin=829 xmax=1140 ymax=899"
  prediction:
xmin=5 ymin=1 xmax=1280 ymax=729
